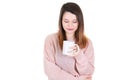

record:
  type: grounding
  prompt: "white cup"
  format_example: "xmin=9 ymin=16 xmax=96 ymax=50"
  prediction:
xmin=62 ymin=41 xmax=79 ymax=56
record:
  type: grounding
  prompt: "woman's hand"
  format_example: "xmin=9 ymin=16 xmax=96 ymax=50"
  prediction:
xmin=67 ymin=44 xmax=82 ymax=57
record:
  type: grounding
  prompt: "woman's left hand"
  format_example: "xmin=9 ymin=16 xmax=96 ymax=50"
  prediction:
xmin=68 ymin=44 xmax=81 ymax=56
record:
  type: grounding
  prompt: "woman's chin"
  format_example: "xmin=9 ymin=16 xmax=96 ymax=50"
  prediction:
xmin=66 ymin=31 xmax=75 ymax=34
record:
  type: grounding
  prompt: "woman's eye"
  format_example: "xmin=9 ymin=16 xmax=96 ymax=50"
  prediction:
xmin=64 ymin=21 xmax=69 ymax=23
xmin=73 ymin=21 xmax=78 ymax=23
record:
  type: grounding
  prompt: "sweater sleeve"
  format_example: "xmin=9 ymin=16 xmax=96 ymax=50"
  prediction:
xmin=74 ymin=39 xmax=94 ymax=77
xmin=43 ymin=35 xmax=79 ymax=80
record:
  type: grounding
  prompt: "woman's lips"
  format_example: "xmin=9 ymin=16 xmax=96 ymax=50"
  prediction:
xmin=66 ymin=28 xmax=74 ymax=31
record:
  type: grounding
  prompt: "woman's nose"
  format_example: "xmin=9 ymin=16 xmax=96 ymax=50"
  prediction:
xmin=68 ymin=22 xmax=73 ymax=27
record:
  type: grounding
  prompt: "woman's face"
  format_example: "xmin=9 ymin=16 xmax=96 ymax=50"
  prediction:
xmin=62 ymin=12 xmax=78 ymax=35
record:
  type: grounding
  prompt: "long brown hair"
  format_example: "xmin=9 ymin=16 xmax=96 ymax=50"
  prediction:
xmin=58 ymin=2 xmax=88 ymax=49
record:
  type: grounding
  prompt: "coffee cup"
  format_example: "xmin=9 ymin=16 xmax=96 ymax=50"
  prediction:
xmin=62 ymin=41 xmax=79 ymax=56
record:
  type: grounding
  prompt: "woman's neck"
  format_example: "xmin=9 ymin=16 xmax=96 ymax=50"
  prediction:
xmin=66 ymin=33 xmax=75 ymax=41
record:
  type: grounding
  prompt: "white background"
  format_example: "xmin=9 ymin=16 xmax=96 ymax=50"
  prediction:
xmin=0 ymin=0 xmax=120 ymax=80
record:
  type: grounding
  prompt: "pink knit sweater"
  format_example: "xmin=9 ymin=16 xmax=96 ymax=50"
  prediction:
xmin=44 ymin=33 xmax=94 ymax=80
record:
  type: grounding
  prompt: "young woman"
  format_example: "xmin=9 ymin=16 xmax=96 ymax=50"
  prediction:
xmin=44 ymin=2 xmax=94 ymax=80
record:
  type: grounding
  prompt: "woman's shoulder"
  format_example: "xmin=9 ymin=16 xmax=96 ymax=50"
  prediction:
xmin=85 ymin=38 xmax=94 ymax=49
xmin=45 ymin=32 xmax=58 ymax=42
xmin=87 ymin=38 xmax=93 ymax=45
xmin=82 ymin=37 xmax=94 ymax=53
xmin=45 ymin=32 xmax=58 ymax=39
